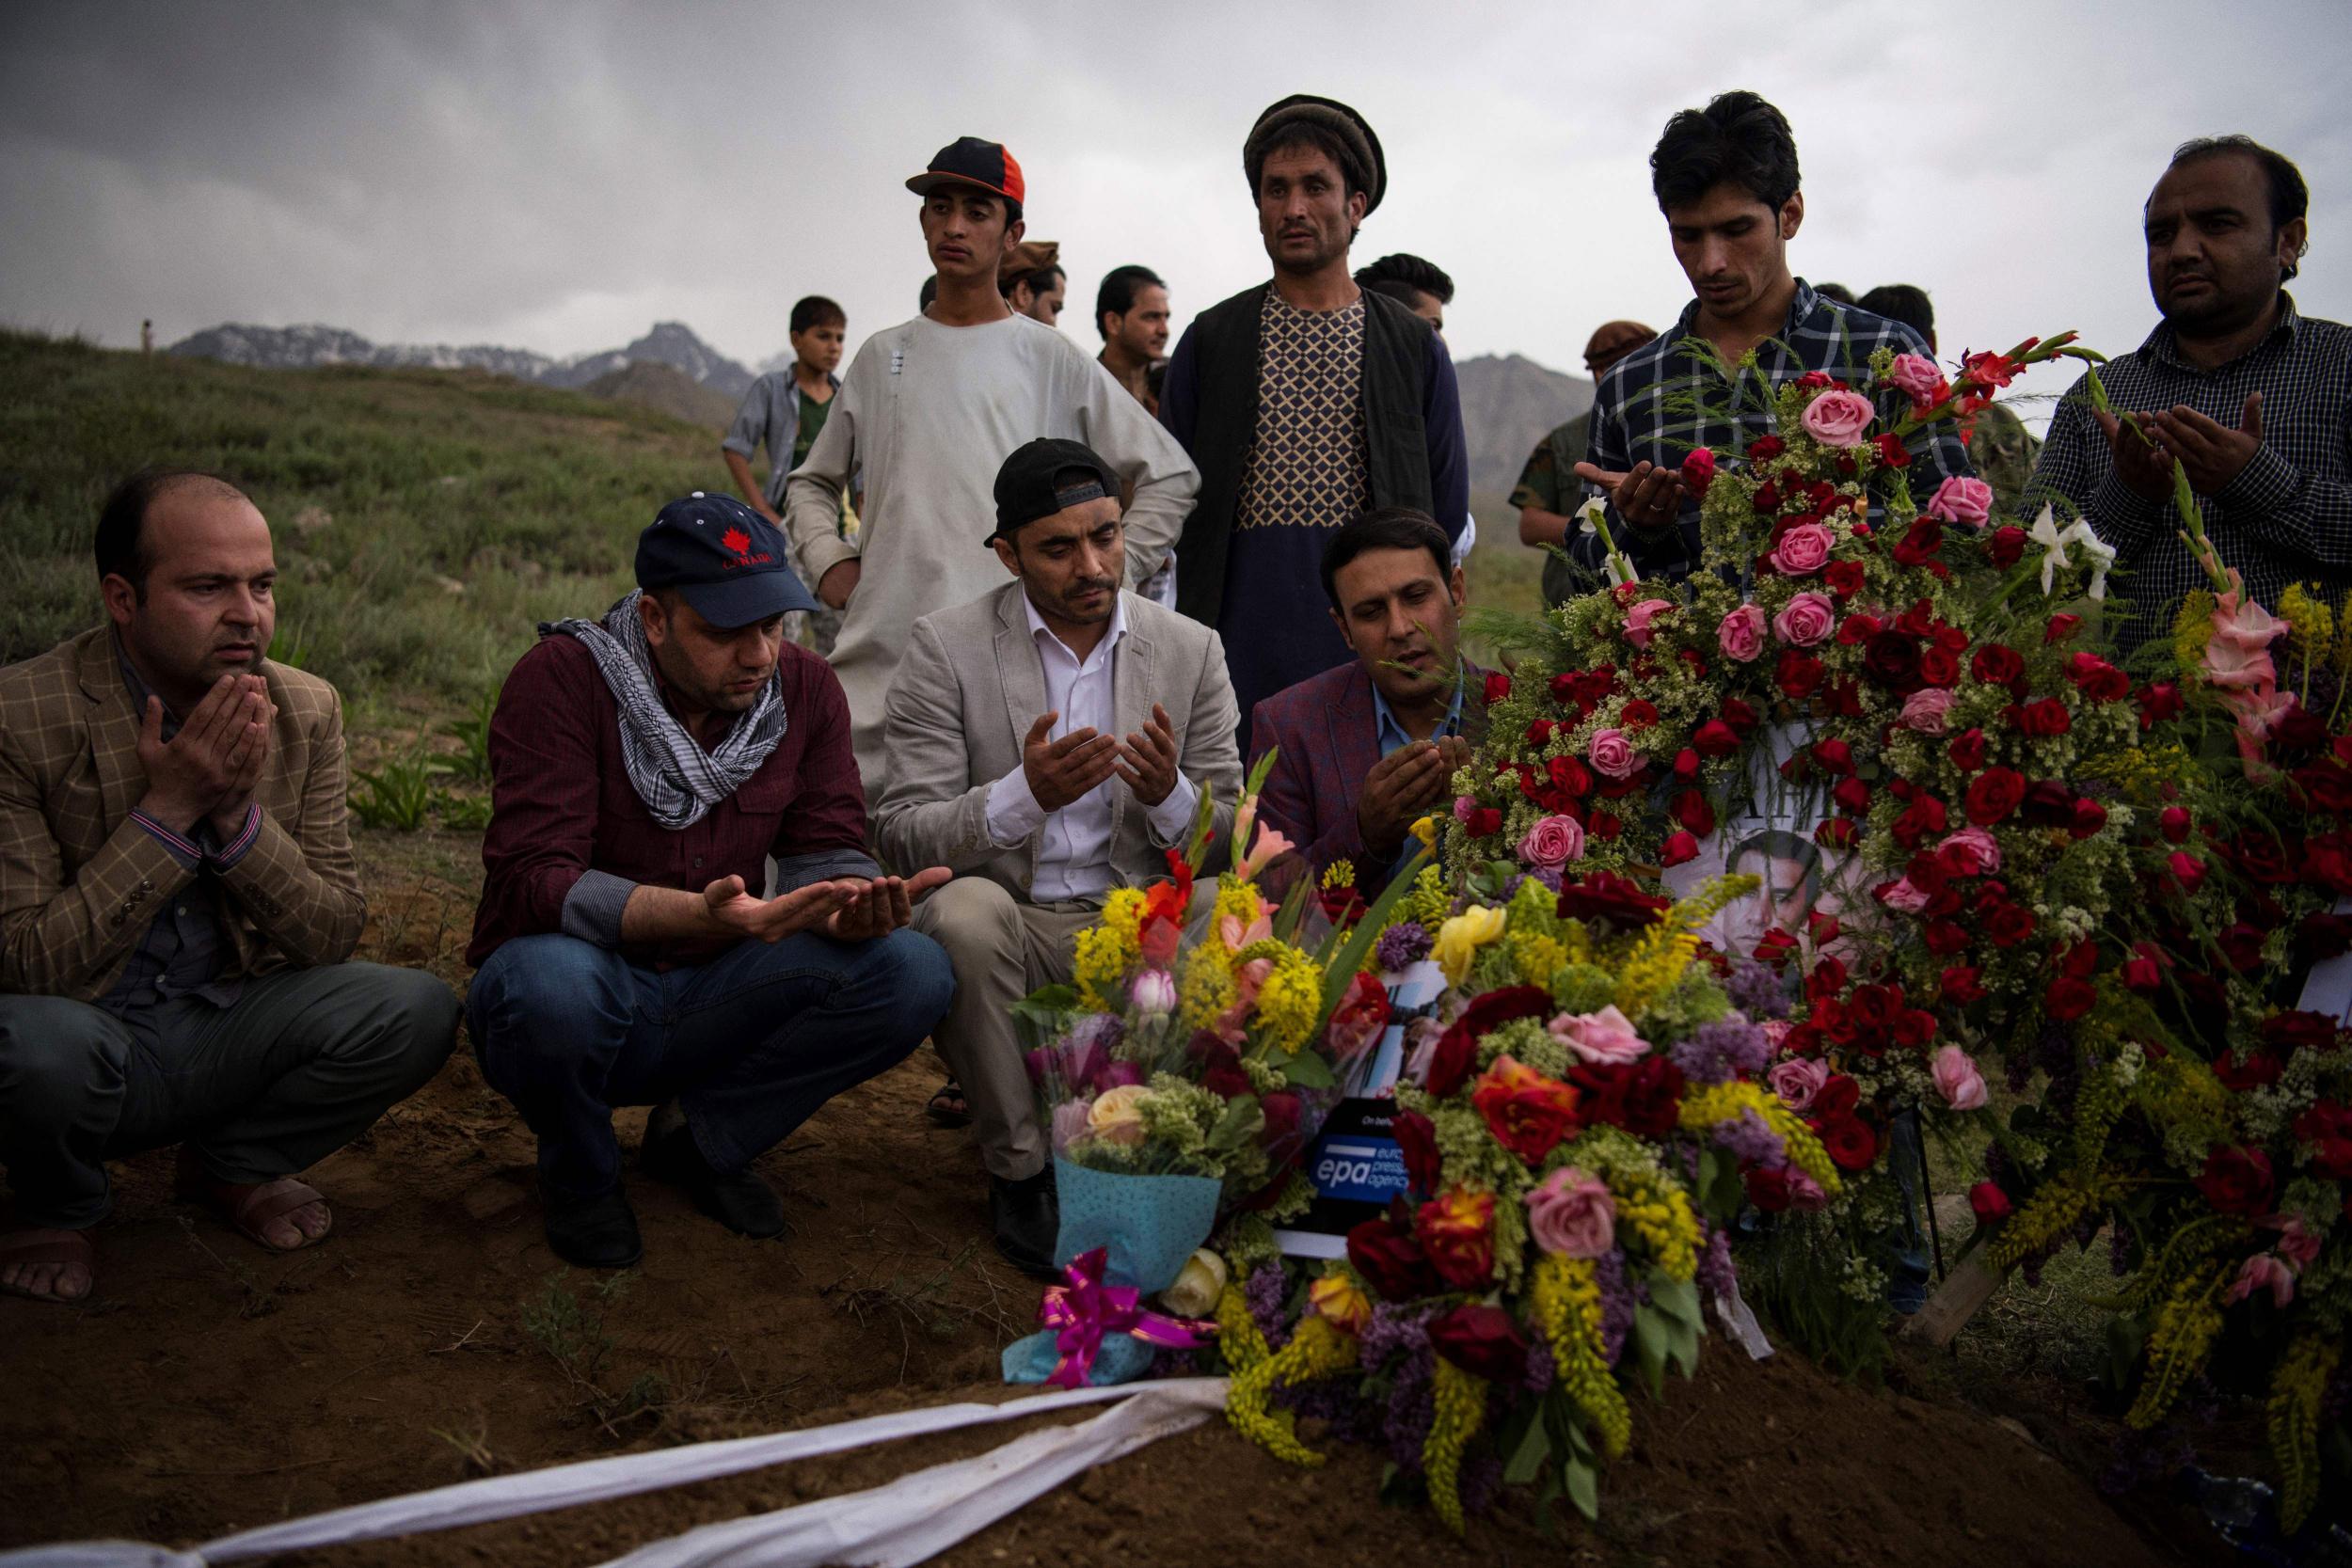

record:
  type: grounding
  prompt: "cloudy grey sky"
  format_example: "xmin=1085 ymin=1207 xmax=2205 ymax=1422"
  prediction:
xmin=5 ymin=0 xmax=2347 ymax=421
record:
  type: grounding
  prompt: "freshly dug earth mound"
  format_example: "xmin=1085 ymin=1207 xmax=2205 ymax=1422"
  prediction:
xmin=0 ymin=841 xmax=2217 ymax=1566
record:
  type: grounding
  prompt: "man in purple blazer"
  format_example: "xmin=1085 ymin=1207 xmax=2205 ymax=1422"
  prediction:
xmin=1248 ymin=508 xmax=1487 ymax=893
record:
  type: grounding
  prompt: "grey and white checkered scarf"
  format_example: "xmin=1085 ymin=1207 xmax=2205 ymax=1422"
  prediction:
xmin=545 ymin=592 xmax=787 ymax=829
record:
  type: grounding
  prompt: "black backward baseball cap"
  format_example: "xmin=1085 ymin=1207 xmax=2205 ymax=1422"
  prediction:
xmin=990 ymin=438 xmax=1120 ymax=545
xmin=636 ymin=492 xmax=819 ymax=626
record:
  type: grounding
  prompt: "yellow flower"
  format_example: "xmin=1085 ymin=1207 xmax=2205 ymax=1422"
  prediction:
xmin=1072 ymin=925 xmax=1134 ymax=1012
xmin=1179 ymin=941 xmax=1238 ymax=1029
xmin=1432 ymin=904 xmax=1508 ymax=985
xmin=1252 ymin=947 xmax=1326 ymax=1053
xmin=2127 ymin=1259 xmax=2232 ymax=1430
xmin=1511 ymin=932 xmax=1566 ymax=988
xmin=2267 ymin=1333 xmax=2341 ymax=1533
xmin=1308 ymin=1272 xmax=1372 ymax=1334
xmin=1408 ymin=815 xmax=1438 ymax=849
xmin=1422 ymin=1358 xmax=1486 ymax=1535
xmin=1612 ymin=925 xmax=1699 ymax=1020
xmin=1529 ymin=1253 xmax=1631 ymax=1458
xmin=1224 ymin=1313 xmax=1357 ymax=1469
xmin=1321 ymin=859 xmax=1357 ymax=890
xmin=1679 ymin=1082 xmax=1842 ymax=1196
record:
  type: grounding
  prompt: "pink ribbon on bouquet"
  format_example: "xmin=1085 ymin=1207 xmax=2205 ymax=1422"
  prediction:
xmin=1039 ymin=1246 xmax=1217 ymax=1389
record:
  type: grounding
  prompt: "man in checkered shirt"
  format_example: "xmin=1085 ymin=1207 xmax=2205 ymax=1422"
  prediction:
xmin=2028 ymin=135 xmax=2347 ymax=640
xmin=1576 ymin=90 xmax=1971 ymax=583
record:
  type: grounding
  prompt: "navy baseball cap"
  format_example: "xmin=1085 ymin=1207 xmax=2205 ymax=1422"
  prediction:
xmin=907 ymin=137 xmax=1025 ymax=214
xmin=635 ymin=493 xmax=819 ymax=627
xmin=991 ymin=438 xmax=1120 ymax=545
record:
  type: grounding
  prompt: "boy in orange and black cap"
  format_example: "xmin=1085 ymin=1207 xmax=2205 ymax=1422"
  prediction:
xmin=782 ymin=137 xmax=1197 ymax=801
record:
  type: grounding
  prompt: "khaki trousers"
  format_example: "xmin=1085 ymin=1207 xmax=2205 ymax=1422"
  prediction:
xmin=912 ymin=879 xmax=1103 ymax=1181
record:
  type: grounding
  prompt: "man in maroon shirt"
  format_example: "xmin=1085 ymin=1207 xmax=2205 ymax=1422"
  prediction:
xmin=466 ymin=496 xmax=954 ymax=1269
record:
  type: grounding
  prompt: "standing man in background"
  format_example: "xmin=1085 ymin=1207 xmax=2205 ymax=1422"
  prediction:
xmin=1000 ymin=242 xmax=1067 ymax=326
xmin=723 ymin=295 xmax=850 ymax=655
xmin=1354 ymin=252 xmax=1452 ymax=333
xmin=1512 ymin=320 xmax=1658 ymax=606
xmin=2029 ymin=135 xmax=2346 ymax=632
xmin=1160 ymin=94 xmax=1467 ymax=758
xmin=1096 ymin=263 xmax=1179 ymax=607
xmin=785 ymin=138 xmax=1197 ymax=794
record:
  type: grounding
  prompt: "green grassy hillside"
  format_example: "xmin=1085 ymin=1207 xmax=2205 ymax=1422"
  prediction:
xmin=0 ymin=329 xmax=1552 ymax=744
xmin=0 ymin=329 xmax=722 ymax=735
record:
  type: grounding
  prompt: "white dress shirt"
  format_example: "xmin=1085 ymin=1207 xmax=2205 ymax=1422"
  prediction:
xmin=984 ymin=593 xmax=1200 ymax=900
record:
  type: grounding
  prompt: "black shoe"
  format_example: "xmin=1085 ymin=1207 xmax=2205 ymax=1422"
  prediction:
xmin=643 ymin=1123 xmax=787 ymax=1240
xmin=989 ymin=1167 xmax=1060 ymax=1278
xmin=545 ymin=1186 xmax=643 ymax=1269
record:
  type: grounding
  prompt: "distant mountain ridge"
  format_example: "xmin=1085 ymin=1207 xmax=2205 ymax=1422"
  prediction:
xmin=1452 ymin=352 xmax=1595 ymax=501
xmin=167 ymin=319 xmax=759 ymax=401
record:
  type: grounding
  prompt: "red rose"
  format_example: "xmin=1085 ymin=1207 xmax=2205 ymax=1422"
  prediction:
xmin=1816 ymin=817 xmax=1858 ymax=848
xmin=1745 ymin=1167 xmax=1796 ymax=1212
xmin=1347 ymin=1207 xmax=1441 ymax=1301
xmin=2020 ymin=780 xmax=2075 ymax=828
xmin=2194 ymin=1146 xmax=2274 ymax=1215
xmin=1720 ymin=697 xmax=1760 ymax=732
xmin=1614 ymin=1055 xmax=1687 ymax=1137
xmin=1426 ymin=1302 xmax=1529 ymax=1383
xmin=1556 ymin=871 xmax=1669 ymax=929
xmin=1925 ymin=920 xmax=1972 ymax=956
xmin=1917 ymin=645 xmax=1960 ymax=688
xmin=2217 ymin=923 xmax=2265 ymax=973
xmin=1483 ymin=672 xmax=1512 ymax=705
xmin=1825 ymin=559 xmax=1867 ymax=597
xmin=2295 ymin=762 xmax=2352 ymax=813
xmin=1671 ymin=789 xmax=1717 ymax=837
xmin=1415 ymin=1187 xmax=1498 ymax=1290
xmin=2137 ymin=682 xmax=2184 ymax=730
xmin=2296 ymin=912 xmax=2352 ymax=961
xmin=1983 ymin=902 xmax=2038 ymax=948
xmin=2165 ymin=850 xmax=2206 ymax=895
xmin=1964 ymin=768 xmax=2026 ymax=824
xmin=1425 ymin=986 xmax=1554 ymax=1100
xmin=1812 ymin=738 xmax=1855 ymax=774
xmin=1591 ymin=811 xmax=1621 ymax=841
xmin=2296 ymin=1103 xmax=2352 ymax=1178
xmin=1968 ymin=1181 xmax=2012 ymax=1224
xmin=1524 ymin=719 xmax=1556 ymax=748
xmin=1804 ymin=954 xmax=1848 ymax=1003
xmin=1947 ymin=728 xmax=1987 ymax=771
xmin=1893 ymin=517 xmax=1944 ymax=567
xmin=1892 ymin=795 xmax=1949 ymax=848
xmin=1673 ymin=747 xmax=1701 ymax=779
xmin=1471 ymin=1057 xmax=1582 ymax=1165
xmin=1680 ymin=446 xmax=1718 ymax=497
xmin=1391 ymin=1108 xmax=1442 ymax=1195
xmin=2043 ymin=976 xmax=2097 ymax=1021
xmin=1748 ymin=435 xmax=1785 ymax=462
xmin=1470 ymin=808 xmax=1503 ymax=837
xmin=1622 ymin=698 xmax=1660 ymax=729
xmin=1818 ymin=1115 xmax=1880 ymax=1171
xmin=2070 ymin=798 xmax=2108 ymax=839
xmin=2263 ymin=1010 xmax=2340 ymax=1054
xmin=2158 ymin=806 xmax=2191 ymax=844
xmin=1692 ymin=719 xmax=1740 ymax=759
xmin=1864 ymin=630 xmax=1922 ymax=689
xmin=2010 ymin=697 xmax=2074 ymax=737
xmin=2309 ymin=832 xmax=2352 ymax=895
xmin=1941 ymin=965 xmax=1987 ymax=1003
xmin=1985 ymin=526 xmax=2027 ymax=567
xmin=1775 ymin=649 xmax=1825 ymax=699
xmin=1200 ymin=1039 xmax=1254 ymax=1100
xmin=2211 ymin=1048 xmax=2282 ymax=1091
xmin=1660 ymin=831 xmax=1701 ymax=867
xmin=1547 ymin=754 xmax=1592 ymax=797
xmin=2044 ymin=613 xmax=2084 ymax=645
xmin=1872 ymin=430 xmax=1911 ymax=468
xmin=1836 ymin=613 xmax=1883 ymax=647
xmin=2066 ymin=653 xmax=2130 ymax=702
xmin=1549 ymin=671 xmax=1581 ymax=707
xmin=1831 ymin=776 xmax=1872 ymax=815
xmin=1970 ymin=644 xmax=2023 ymax=688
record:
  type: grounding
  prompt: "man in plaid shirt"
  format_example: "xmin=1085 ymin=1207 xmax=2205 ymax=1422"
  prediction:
xmin=1577 ymin=91 xmax=1971 ymax=582
xmin=2028 ymin=135 xmax=2347 ymax=638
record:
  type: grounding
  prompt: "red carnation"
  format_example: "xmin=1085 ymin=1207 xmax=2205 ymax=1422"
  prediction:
xmin=1872 ymin=431 xmax=1911 ymax=468
xmin=1825 ymin=559 xmax=1867 ymax=597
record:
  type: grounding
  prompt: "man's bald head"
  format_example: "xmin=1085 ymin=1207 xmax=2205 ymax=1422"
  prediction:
xmin=96 ymin=469 xmax=252 ymax=597
xmin=1583 ymin=320 xmax=1658 ymax=379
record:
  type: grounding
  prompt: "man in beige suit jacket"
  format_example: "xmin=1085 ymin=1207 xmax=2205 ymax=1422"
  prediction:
xmin=0 ymin=471 xmax=457 ymax=1304
xmin=873 ymin=440 xmax=1239 ymax=1275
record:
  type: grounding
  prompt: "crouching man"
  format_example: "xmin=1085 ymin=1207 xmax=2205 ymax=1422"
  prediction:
xmin=0 ymin=470 xmax=459 ymax=1304
xmin=873 ymin=439 xmax=1240 ymax=1275
xmin=466 ymin=496 xmax=954 ymax=1269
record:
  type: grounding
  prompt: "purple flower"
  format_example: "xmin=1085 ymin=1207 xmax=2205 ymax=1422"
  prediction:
xmin=1672 ymin=1014 xmax=1772 ymax=1085
xmin=1521 ymin=1332 xmax=1555 ymax=1394
xmin=1375 ymin=921 xmax=1434 ymax=972
xmin=1724 ymin=959 xmax=1791 ymax=1021
xmin=1696 ymin=1225 xmax=1738 ymax=1307
xmin=1246 ymin=1263 xmax=1290 ymax=1350
xmin=1593 ymin=1247 xmax=1634 ymax=1366
xmin=1459 ymin=1448 xmax=1505 ymax=1516
xmin=1710 ymin=1106 xmax=1787 ymax=1166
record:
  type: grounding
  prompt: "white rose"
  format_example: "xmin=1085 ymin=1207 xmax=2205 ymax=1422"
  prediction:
xmin=1157 ymin=1249 xmax=1228 ymax=1317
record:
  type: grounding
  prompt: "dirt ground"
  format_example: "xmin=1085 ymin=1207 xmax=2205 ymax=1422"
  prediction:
xmin=0 ymin=829 xmax=2221 ymax=1566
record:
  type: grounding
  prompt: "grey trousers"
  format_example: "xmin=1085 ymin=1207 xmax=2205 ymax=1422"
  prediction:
xmin=912 ymin=880 xmax=1103 ymax=1183
xmin=0 ymin=963 xmax=459 ymax=1229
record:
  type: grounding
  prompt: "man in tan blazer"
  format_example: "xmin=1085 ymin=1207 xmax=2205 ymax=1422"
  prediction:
xmin=0 ymin=470 xmax=458 ymax=1303
xmin=873 ymin=439 xmax=1240 ymax=1275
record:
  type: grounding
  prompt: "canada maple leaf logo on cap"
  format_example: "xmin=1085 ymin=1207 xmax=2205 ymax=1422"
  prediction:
xmin=720 ymin=525 xmax=753 ymax=559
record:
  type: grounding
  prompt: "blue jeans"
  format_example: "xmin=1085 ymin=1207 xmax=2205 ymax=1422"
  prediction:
xmin=1887 ymin=1109 xmax=1933 ymax=1313
xmin=467 ymin=929 xmax=952 ymax=1201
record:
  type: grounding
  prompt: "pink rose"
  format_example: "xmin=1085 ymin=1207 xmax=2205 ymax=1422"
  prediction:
xmin=1525 ymin=1166 xmax=1616 ymax=1259
xmin=1937 ymin=826 xmax=2001 ymax=875
xmin=1931 ymin=1045 xmax=1989 ymax=1111
xmin=1900 ymin=688 xmax=1955 ymax=734
xmin=1772 ymin=591 xmax=1836 ymax=647
xmin=1887 ymin=353 xmax=1946 ymax=405
xmin=1587 ymin=727 xmax=1640 ymax=780
xmin=1718 ymin=602 xmax=1766 ymax=662
xmin=1799 ymin=388 xmax=1875 ymax=447
xmin=1548 ymin=1003 xmax=1649 ymax=1065
xmin=1624 ymin=598 xmax=1675 ymax=649
xmin=1769 ymin=1057 xmax=1829 ymax=1111
xmin=2260 ymin=1212 xmax=2322 ymax=1269
xmin=1518 ymin=814 xmax=1586 ymax=869
xmin=1878 ymin=877 xmax=1931 ymax=913
xmin=1788 ymin=1169 xmax=1830 ymax=1212
xmin=2225 ymin=1253 xmax=2296 ymax=1308
xmin=1766 ymin=521 xmax=1835 ymax=577
xmin=1925 ymin=476 xmax=1994 ymax=528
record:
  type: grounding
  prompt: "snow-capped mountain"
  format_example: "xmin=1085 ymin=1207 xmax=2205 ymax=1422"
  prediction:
xmin=167 ymin=320 xmax=756 ymax=400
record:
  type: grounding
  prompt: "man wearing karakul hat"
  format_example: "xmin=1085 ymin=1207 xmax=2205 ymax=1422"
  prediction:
xmin=1157 ymin=93 xmax=1469 ymax=761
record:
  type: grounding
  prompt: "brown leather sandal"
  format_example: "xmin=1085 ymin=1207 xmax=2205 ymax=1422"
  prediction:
xmin=176 ymin=1150 xmax=333 ymax=1252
